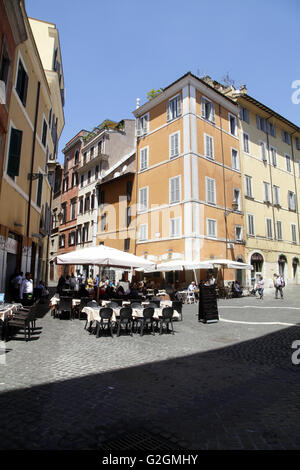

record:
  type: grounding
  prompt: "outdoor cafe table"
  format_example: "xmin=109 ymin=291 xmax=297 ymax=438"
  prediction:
xmin=49 ymin=295 xmax=81 ymax=310
xmin=0 ymin=303 xmax=23 ymax=322
xmin=83 ymin=300 xmax=180 ymax=325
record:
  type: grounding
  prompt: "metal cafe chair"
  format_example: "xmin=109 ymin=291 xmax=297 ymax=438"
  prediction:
xmin=159 ymin=307 xmax=175 ymax=335
xmin=136 ymin=307 xmax=155 ymax=336
xmin=56 ymin=296 xmax=73 ymax=320
xmin=96 ymin=307 xmax=114 ymax=338
xmin=116 ymin=307 xmax=133 ymax=337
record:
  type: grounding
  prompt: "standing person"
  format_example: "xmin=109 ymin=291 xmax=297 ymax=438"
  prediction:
xmin=257 ymin=275 xmax=264 ymax=300
xmin=11 ymin=271 xmax=23 ymax=302
xmin=87 ymin=273 xmax=94 ymax=290
xmin=69 ymin=273 xmax=77 ymax=291
xmin=57 ymin=274 xmax=65 ymax=295
xmin=77 ymin=272 xmax=82 ymax=288
xmin=275 ymin=274 xmax=284 ymax=299
xmin=64 ymin=275 xmax=70 ymax=289
xmin=20 ymin=272 xmax=34 ymax=305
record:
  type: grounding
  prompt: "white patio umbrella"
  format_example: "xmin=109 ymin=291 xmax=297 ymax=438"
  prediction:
xmin=211 ymin=259 xmax=252 ymax=270
xmin=142 ymin=259 xmax=214 ymax=283
xmin=56 ymin=245 xmax=156 ymax=270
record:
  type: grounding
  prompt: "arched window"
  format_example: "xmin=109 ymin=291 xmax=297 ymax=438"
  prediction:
xmin=278 ymin=254 xmax=287 ymax=276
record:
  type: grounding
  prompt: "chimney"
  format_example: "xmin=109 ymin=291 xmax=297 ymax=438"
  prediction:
xmin=136 ymin=98 xmax=140 ymax=109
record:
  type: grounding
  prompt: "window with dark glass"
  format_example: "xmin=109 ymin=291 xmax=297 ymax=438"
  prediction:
xmin=124 ymin=238 xmax=130 ymax=251
xmin=15 ymin=59 xmax=28 ymax=107
xmin=0 ymin=41 xmax=11 ymax=88
xmin=42 ymin=119 xmax=47 ymax=147
xmin=36 ymin=174 xmax=43 ymax=208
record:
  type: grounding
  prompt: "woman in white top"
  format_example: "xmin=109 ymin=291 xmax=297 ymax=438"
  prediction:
xmin=257 ymin=276 xmax=264 ymax=300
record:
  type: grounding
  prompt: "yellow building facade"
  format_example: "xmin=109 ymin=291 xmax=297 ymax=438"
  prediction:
xmin=0 ymin=1 xmax=64 ymax=293
xmin=133 ymin=72 xmax=245 ymax=284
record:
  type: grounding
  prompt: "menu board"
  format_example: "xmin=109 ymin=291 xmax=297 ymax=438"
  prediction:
xmin=198 ymin=285 xmax=219 ymax=323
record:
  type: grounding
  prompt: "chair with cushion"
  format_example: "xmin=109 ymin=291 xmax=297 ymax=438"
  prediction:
xmin=150 ymin=297 xmax=161 ymax=307
xmin=159 ymin=307 xmax=174 ymax=335
xmin=7 ymin=311 xmax=35 ymax=342
xmin=136 ymin=307 xmax=155 ymax=336
xmin=96 ymin=307 xmax=114 ymax=338
xmin=116 ymin=307 xmax=133 ymax=337
xmin=77 ymin=297 xmax=90 ymax=321
xmin=106 ymin=301 xmax=119 ymax=309
xmin=56 ymin=296 xmax=73 ymax=320
xmin=172 ymin=301 xmax=183 ymax=321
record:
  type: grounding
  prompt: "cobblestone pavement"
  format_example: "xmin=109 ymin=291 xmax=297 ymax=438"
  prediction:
xmin=0 ymin=286 xmax=300 ymax=450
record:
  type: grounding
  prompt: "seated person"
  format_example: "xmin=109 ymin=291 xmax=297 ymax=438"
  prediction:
xmin=77 ymin=282 xmax=90 ymax=298
xmin=232 ymin=280 xmax=243 ymax=297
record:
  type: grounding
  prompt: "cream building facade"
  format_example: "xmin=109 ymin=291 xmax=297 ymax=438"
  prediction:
xmin=200 ymin=78 xmax=300 ymax=287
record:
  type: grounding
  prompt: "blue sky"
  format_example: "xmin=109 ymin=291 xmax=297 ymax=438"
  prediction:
xmin=25 ymin=0 xmax=300 ymax=162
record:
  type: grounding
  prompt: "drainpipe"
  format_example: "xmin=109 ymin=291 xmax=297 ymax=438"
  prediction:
xmin=265 ymin=118 xmax=277 ymax=240
xmin=290 ymin=131 xmax=300 ymax=242
xmin=26 ymin=81 xmax=40 ymax=270
xmin=219 ymin=104 xmax=228 ymax=258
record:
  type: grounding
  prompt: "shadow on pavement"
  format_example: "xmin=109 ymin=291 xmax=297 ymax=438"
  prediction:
xmin=0 ymin=324 xmax=300 ymax=450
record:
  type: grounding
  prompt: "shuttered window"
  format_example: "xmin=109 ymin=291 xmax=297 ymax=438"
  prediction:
xmin=206 ymin=177 xmax=216 ymax=204
xmin=266 ymin=218 xmax=273 ymax=239
xmin=260 ymin=141 xmax=267 ymax=161
xmin=286 ymin=155 xmax=291 ymax=172
xmin=247 ymin=214 xmax=255 ymax=235
xmin=169 ymin=176 xmax=181 ymax=204
xmin=137 ymin=113 xmax=149 ymax=136
xmin=204 ymin=134 xmax=214 ymax=159
xmin=42 ymin=119 xmax=47 ymax=147
xmin=291 ymin=224 xmax=297 ymax=243
xmin=273 ymin=185 xmax=280 ymax=205
xmin=207 ymin=219 xmax=217 ymax=238
xmin=276 ymin=221 xmax=282 ymax=240
xmin=7 ymin=127 xmax=23 ymax=179
xmin=263 ymin=182 xmax=270 ymax=202
xmin=201 ymin=97 xmax=215 ymax=123
xmin=139 ymin=224 xmax=148 ymax=241
xmin=139 ymin=187 xmax=148 ymax=212
xmin=170 ymin=218 xmax=181 ymax=237
xmin=243 ymin=133 xmax=250 ymax=153
xmin=232 ymin=148 xmax=239 ymax=170
xmin=245 ymin=175 xmax=253 ymax=197
xmin=167 ymin=95 xmax=181 ymax=121
xmin=169 ymin=132 xmax=180 ymax=158
xmin=140 ymin=147 xmax=148 ymax=170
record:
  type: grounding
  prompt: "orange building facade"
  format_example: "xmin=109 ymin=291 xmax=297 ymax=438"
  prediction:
xmin=133 ymin=72 xmax=245 ymax=282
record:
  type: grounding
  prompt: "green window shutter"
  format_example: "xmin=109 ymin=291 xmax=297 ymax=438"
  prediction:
xmin=7 ymin=128 xmax=23 ymax=178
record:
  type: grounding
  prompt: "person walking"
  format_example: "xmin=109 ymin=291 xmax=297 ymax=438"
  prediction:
xmin=275 ymin=274 xmax=284 ymax=299
xmin=257 ymin=275 xmax=264 ymax=300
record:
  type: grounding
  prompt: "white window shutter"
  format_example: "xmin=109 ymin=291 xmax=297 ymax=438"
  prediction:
xmin=256 ymin=115 xmax=261 ymax=130
xmin=167 ymin=102 xmax=171 ymax=121
xmin=210 ymin=102 xmax=215 ymax=122
xmin=176 ymin=95 xmax=181 ymax=116
xmin=143 ymin=114 xmax=148 ymax=134
xmin=244 ymin=108 xmax=249 ymax=123
xmin=201 ymin=97 xmax=206 ymax=118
